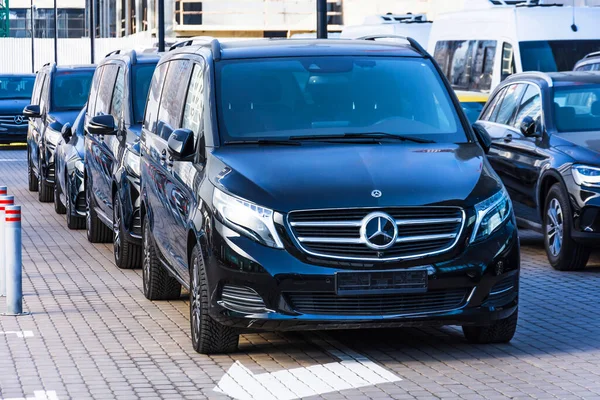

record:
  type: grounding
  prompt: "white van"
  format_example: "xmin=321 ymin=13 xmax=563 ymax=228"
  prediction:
xmin=427 ymin=0 xmax=600 ymax=93
xmin=340 ymin=13 xmax=432 ymax=47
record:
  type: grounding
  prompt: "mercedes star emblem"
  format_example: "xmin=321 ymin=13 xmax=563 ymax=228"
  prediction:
xmin=13 ymin=115 xmax=24 ymax=125
xmin=360 ymin=212 xmax=398 ymax=250
xmin=371 ymin=190 xmax=382 ymax=198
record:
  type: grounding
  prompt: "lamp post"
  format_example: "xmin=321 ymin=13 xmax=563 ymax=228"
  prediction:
xmin=89 ymin=0 xmax=95 ymax=63
xmin=157 ymin=0 xmax=165 ymax=52
xmin=30 ymin=1 xmax=35 ymax=72
xmin=317 ymin=0 xmax=327 ymax=39
xmin=53 ymin=0 xmax=58 ymax=64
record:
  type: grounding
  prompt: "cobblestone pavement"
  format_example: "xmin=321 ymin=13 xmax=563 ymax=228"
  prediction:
xmin=1 ymin=147 xmax=600 ymax=400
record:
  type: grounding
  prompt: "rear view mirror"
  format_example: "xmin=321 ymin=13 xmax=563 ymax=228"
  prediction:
xmin=23 ymin=104 xmax=41 ymax=119
xmin=519 ymin=116 xmax=539 ymax=138
xmin=167 ymin=129 xmax=195 ymax=161
xmin=61 ymin=123 xmax=73 ymax=142
xmin=87 ymin=115 xmax=116 ymax=136
xmin=472 ymin=122 xmax=492 ymax=154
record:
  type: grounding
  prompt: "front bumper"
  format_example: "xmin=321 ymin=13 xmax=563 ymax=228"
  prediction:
xmin=204 ymin=218 xmax=520 ymax=332
xmin=0 ymin=128 xmax=27 ymax=144
xmin=117 ymin=168 xmax=142 ymax=244
xmin=565 ymin=174 xmax=600 ymax=244
xmin=42 ymin=141 xmax=58 ymax=184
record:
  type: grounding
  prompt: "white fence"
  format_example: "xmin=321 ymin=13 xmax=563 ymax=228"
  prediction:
xmin=0 ymin=36 xmax=157 ymax=73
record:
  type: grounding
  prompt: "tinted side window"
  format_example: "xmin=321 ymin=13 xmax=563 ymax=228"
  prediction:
xmin=94 ymin=65 xmax=119 ymax=115
xmin=495 ymin=84 xmax=526 ymax=125
xmin=87 ymin=66 xmax=104 ymax=117
xmin=471 ymin=41 xmax=496 ymax=91
xmin=111 ymin=67 xmax=125 ymax=120
xmin=576 ymin=64 xmax=593 ymax=71
xmin=143 ymin=62 xmax=169 ymax=133
xmin=434 ymin=40 xmax=497 ymax=92
xmin=513 ymin=84 xmax=542 ymax=129
xmin=182 ymin=62 xmax=205 ymax=143
xmin=501 ymin=43 xmax=516 ymax=80
xmin=39 ymin=76 xmax=50 ymax=113
xmin=481 ymin=87 xmax=506 ymax=121
xmin=156 ymin=59 xmax=193 ymax=140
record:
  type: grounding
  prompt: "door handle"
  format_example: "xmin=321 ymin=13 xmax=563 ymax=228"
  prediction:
xmin=99 ymin=134 xmax=104 ymax=141
xmin=167 ymin=155 xmax=174 ymax=169
xmin=160 ymin=149 xmax=167 ymax=165
xmin=504 ymin=134 xmax=513 ymax=143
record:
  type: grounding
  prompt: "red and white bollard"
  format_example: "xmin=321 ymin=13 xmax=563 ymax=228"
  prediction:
xmin=4 ymin=205 xmax=23 ymax=315
xmin=0 ymin=194 xmax=15 ymax=297
xmin=0 ymin=186 xmax=6 ymax=196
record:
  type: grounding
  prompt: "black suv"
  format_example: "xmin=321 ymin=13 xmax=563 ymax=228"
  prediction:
xmin=24 ymin=63 xmax=95 ymax=201
xmin=141 ymin=37 xmax=520 ymax=354
xmin=0 ymin=74 xmax=35 ymax=144
xmin=54 ymin=105 xmax=87 ymax=229
xmin=476 ymin=71 xmax=600 ymax=271
xmin=84 ymin=50 xmax=158 ymax=269
xmin=574 ymin=51 xmax=600 ymax=72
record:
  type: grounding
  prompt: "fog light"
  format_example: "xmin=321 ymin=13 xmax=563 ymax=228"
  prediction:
xmin=495 ymin=261 xmax=505 ymax=276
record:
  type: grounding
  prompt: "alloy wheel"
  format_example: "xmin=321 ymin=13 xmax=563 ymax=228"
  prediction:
xmin=190 ymin=256 xmax=202 ymax=346
xmin=546 ymin=198 xmax=564 ymax=257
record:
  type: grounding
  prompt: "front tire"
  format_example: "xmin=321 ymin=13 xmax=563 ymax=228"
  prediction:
xmin=463 ymin=309 xmax=518 ymax=344
xmin=66 ymin=188 xmax=85 ymax=230
xmin=85 ymin=182 xmax=112 ymax=243
xmin=190 ymin=245 xmax=239 ymax=354
xmin=28 ymin=151 xmax=39 ymax=192
xmin=543 ymin=184 xmax=590 ymax=271
xmin=54 ymin=180 xmax=66 ymax=214
xmin=113 ymin=194 xmax=141 ymax=269
xmin=142 ymin=214 xmax=181 ymax=300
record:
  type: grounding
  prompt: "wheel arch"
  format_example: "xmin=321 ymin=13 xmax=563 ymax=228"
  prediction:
xmin=537 ymin=169 xmax=568 ymax=221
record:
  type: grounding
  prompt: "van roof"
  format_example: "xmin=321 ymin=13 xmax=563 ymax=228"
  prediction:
xmin=179 ymin=39 xmax=424 ymax=60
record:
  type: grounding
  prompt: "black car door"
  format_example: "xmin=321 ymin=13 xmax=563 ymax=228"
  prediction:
xmin=151 ymin=58 xmax=193 ymax=278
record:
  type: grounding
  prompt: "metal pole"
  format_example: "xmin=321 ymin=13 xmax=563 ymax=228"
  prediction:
xmin=30 ymin=1 xmax=35 ymax=73
xmin=53 ymin=0 xmax=58 ymax=64
xmin=90 ymin=0 xmax=95 ymax=63
xmin=316 ymin=0 xmax=327 ymax=39
xmin=0 ymin=196 xmax=15 ymax=298
xmin=157 ymin=0 xmax=164 ymax=52
xmin=4 ymin=205 xmax=23 ymax=315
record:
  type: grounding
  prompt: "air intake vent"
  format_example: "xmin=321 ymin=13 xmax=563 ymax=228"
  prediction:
xmin=219 ymin=285 xmax=270 ymax=314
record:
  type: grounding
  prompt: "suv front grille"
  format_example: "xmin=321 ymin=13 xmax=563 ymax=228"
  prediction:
xmin=286 ymin=288 xmax=469 ymax=316
xmin=287 ymin=207 xmax=464 ymax=261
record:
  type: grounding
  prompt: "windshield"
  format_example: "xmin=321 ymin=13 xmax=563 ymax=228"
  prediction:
xmin=520 ymin=40 xmax=600 ymax=72
xmin=215 ymin=57 xmax=467 ymax=143
xmin=553 ymin=85 xmax=600 ymax=132
xmin=133 ymin=64 xmax=156 ymax=123
xmin=0 ymin=76 xmax=35 ymax=99
xmin=51 ymin=70 xmax=94 ymax=110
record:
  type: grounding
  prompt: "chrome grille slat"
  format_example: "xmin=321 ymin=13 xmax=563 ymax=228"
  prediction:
xmin=287 ymin=207 xmax=465 ymax=261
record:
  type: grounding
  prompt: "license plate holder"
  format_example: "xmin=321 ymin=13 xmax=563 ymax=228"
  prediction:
xmin=335 ymin=268 xmax=429 ymax=295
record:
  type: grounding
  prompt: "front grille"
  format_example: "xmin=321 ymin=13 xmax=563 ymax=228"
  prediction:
xmin=288 ymin=207 xmax=464 ymax=261
xmin=47 ymin=163 xmax=55 ymax=181
xmin=76 ymin=192 xmax=86 ymax=212
xmin=132 ymin=209 xmax=142 ymax=235
xmin=0 ymin=115 xmax=26 ymax=128
xmin=219 ymin=285 xmax=269 ymax=314
xmin=286 ymin=288 xmax=470 ymax=316
xmin=484 ymin=274 xmax=517 ymax=307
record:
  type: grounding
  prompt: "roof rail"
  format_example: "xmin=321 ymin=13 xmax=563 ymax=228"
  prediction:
xmin=584 ymin=51 xmax=600 ymax=59
xmin=356 ymin=35 xmax=428 ymax=57
xmin=168 ymin=36 xmax=222 ymax=61
xmin=519 ymin=71 xmax=554 ymax=87
xmin=42 ymin=62 xmax=51 ymax=67
xmin=363 ymin=13 xmax=430 ymax=25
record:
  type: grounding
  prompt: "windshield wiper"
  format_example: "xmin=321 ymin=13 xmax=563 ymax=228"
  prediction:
xmin=290 ymin=132 xmax=435 ymax=144
xmin=225 ymin=139 xmax=301 ymax=146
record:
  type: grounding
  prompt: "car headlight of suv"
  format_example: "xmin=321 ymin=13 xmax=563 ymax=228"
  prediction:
xmin=213 ymin=187 xmax=283 ymax=249
xmin=125 ymin=148 xmax=141 ymax=178
xmin=470 ymin=187 xmax=512 ymax=243
xmin=572 ymin=165 xmax=600 ymax=187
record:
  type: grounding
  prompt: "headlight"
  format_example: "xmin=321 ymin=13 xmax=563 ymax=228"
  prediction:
xmin=572 ymin=165 xmax=600 ymax=187
xmin=470 ymin=187 xmax=512 ymax=243
xmin=213 ymin=187 xmax=283 ymax=249
xmin=125 ymin=149 xmax=141 ymax=177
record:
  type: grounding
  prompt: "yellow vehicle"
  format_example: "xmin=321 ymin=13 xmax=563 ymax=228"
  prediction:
xmin=456 ymin=90 xmax=489 ymax=124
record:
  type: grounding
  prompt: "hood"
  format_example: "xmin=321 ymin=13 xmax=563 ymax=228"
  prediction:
xmin=0 ymin=99 xmax=30 ymax=115
xmin=209 ymin=142 xmax=501 ymax=213
xmin=553 ymin=132 xmax=600 ymax=166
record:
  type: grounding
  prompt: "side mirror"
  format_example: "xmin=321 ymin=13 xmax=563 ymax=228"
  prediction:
xmin=167 ymin=128 xmax=195 ymax=161
xmin=61 ymin=123 xmax=73 ymax=142
xmin=23 ymin=104 xmax=41 ymax=119
xmin=520 ymin=116 xmax=539 ymax=137
xmin=472 ymin=122 xmax=492 ymax=154
xmin=86 ymin=115 xmax=116 ymax=136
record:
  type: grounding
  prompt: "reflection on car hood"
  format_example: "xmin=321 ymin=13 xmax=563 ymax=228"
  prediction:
xmin=209 ymin=142 xmax=499 ymax=213
xmin=0 ymin=99 xmax=30 ymax=115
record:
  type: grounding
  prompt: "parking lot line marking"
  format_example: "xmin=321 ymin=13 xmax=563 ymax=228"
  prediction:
xmin=0 ymin=330 xmax=34 ymax=338
xmin=2 ymin=391 xmax=58 ymax=400
xmin=214 ymin=342 xmax=401 ymax=400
